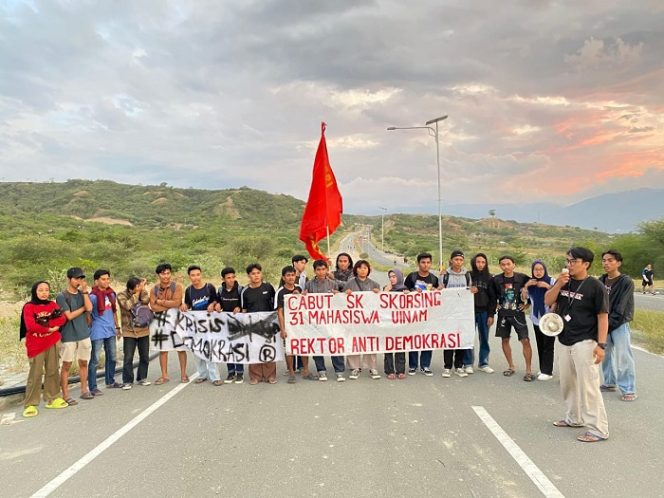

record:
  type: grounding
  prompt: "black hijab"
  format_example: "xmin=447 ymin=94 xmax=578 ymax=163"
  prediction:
xmin=19 ymin=281 xmax=52 ymax=340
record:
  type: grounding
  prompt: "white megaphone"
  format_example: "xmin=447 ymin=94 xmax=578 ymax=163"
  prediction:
xmin=539 ymin=313 xmax=564 ymax=337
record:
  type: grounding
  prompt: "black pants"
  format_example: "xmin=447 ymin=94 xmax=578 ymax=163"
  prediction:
xmin=122 ymin=336 xmax=150 ymax=384
xmin=384 ymin=353 xmax=406 ymax=374
xmin=533 ymin=325 xmax=555 ymax=375
xmin=443 ymin=349 xmax=463 ymax=369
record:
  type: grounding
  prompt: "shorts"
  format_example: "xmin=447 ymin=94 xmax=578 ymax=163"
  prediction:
xmin=495 ymin=314 xmax=529 ymax=340
xmin=60 ymin=338 xmax=92 ymax=363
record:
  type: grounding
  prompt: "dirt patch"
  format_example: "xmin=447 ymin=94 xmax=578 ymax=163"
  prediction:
xmin=214 ymin=196 xmax=241 ymax=219
xmin=86 ymin=217 xmax=133 ymax=226
xmin=151 ymin=197 xmax=169 ymax=205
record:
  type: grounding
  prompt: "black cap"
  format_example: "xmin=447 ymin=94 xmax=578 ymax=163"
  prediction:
xmin=450 ymin=250 xmax=464 ymax=259
xmin=66 ymin=267 xmax=86 ymax=279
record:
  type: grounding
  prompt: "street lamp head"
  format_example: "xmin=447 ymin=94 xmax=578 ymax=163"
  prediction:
xmin=425 ymin=115 xmax=448 ymax=126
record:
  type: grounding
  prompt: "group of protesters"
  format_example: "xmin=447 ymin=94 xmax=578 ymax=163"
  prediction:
xmin=19 ymin=246 xmax=637 ymax=442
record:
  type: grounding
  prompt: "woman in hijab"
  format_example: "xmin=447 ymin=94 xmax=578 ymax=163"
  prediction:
xmin=20 ymin=281 xmax=69 ymax=417
xmin=522 ymin=260 xmax=556 ymax=381
xmin=383 ymin=269 xmax=408 ymax=379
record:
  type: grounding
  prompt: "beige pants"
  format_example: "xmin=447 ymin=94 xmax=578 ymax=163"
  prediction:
xmin=557 ymin=339 xmax=609 ymax=438
xmin=249 ymin=362 xmax=277 ymax=383
xmin=25 ymin=345 xmax=61 ymax=407
xmin=347 ymin=354 xmax=377 ymax=370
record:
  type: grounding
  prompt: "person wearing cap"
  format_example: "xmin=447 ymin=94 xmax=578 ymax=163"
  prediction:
xmin=215 ymin=267 xmax=245 ymax=384
xmin=56 ymin=267 xmax=94 ymax=403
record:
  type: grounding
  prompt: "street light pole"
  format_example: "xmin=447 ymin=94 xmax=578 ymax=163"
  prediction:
xmin=379 ymin=206 xmax=387 ymax=252
xmin=387 ymin=115 xmax=448 ymax=270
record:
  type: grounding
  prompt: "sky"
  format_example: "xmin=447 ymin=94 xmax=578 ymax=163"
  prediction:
xmin=1 ymin=0 xmax=663 ymax=215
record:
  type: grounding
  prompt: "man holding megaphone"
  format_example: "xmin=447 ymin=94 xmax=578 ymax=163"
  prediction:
xmin=545 ymin=247 xmax=610 ymax=443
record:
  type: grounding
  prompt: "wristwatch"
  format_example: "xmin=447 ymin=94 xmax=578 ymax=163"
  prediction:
xmin=597 ymin=342 xmax=607 ymax=350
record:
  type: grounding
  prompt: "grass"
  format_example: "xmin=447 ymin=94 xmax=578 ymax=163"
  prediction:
xmin=631 ymin=309 xmax=664 ymax=354
xmin=0 ymin=317 xmax=26 ymax=377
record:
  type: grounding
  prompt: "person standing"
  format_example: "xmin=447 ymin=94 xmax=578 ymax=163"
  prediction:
xmin=404 ymin=252 xmax=439 ymax=376
xmin=641 ymin=263 xmax=654 ymax=294
xmin=523 ymin=260 xmax=556 ymax=381
xmin=466 ymin=253 xmax=496 ymax=373
xmin=21 ymin=281 xmax=69 ymax=417
xmin=56 ymin=267 xmax=94 ymax=403
xmin=545 ymin=247 xmax=609 ymax=442
xmin=383 ymin=269 xmax=407 ymax=379
xmin=333 ymin=252 xmax=354 ymax=282
xmin=240 ymin=263 xmax=277 ymax=385
xmin=149 ymin=263 xmax=187 ymax=384
xmin=88 ymin=269 xmax=123 ymax=395
xmin=492 ymin=256 xmax=534 ymax=381
xmin=275 ymin=265 xmax=303 ymax=384
xmin=182 ymin=266 xmax=222 ymax=386
xmin=216 ymin=267 xmax=245 ymax=384
xmin=292 ymin=255 xmax=309 ymax=290
xmin=117 ymin=277 xmax=152 ymax=389
xmin=600 ymin=250 xmax=637 ymax=402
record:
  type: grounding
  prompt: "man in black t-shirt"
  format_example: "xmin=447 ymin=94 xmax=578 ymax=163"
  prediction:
xmin=275 ymin=265 xmax=303 ymax=384
xmin=404 ymin=252 xmax=439 ymax=376
xmin=491 ymin=255 xmax=533 ymax=381
xmin=240 ymin=263 xmax=277 ymax=385
xmin=545 ymin=247 xmax=609 ymax=443
xmin=216 ymin=267 xmax=244 ymax=384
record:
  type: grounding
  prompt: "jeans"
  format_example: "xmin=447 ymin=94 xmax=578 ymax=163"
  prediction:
xmin=464 ymin=311 xmax=491 ymax=367
xmin=122 ymin=336 xmax=150 ymax=384
xmin=195 ymin=356 xmax=220 ymax=382
xmin=227 ymin=363 xmax=244 ymax=374
xmin=313 ymin=356 xmax=345 ymax=373
xmin=601 ymin=323 xmax=637 ymax=394
xmin=408 ymin=350 xmax=432 ymax=369
xmin=89 ymin=336 xmax=117 ymax=390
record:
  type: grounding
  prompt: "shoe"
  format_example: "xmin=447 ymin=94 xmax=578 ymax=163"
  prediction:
xmin=537 ymin=373 xmax=553 ymax=381
xmin=318 ymin=371 xmax=328 ymax=382
xmin=441 ymin=368 xmax=451 ymax=378
xmin=213 ymin=380 xmax=224 ymax=386
xmin=235 ymin=374 xmax=244 ymax=384
xmin=224 ymin=373 xmax=236 ymax=384
xmin=45 ymin=397 xmax=68 ymax=409
xmin=407 ymin=368 xmax=417 ymax=376
xmin=23 ymin=406 xmax=38 ymax=417
xmin=349 ymin=369 xmax=360 ymax=380
xmin=80 ymin=391 xmax=94 ymax=400
xmin=455 ymin=368 xmax=468 ymax=378
xmin=478 ymin=365 xmax=494 ymax=374
xmin=287 ymin=375 xmax=297 ymax=384
xmin=336 ymin=373 xmax=346 ymax=382
xmin=107 ymin=382 xmax=123 ymax=389
xmin=387 ymin=373 xmax=396 ymax=380
xmin=194 ymin=377 xmax=207 ymax=384
xmin=464 ymin=366 xmax=474 ymax=374
xmin=122 ymin=384 xmax=132 ymax=390
xmin=91 ymin=388 xmax=103 ymax=396
xmin=369 ymin=369 xmax=381 ymax=380
xmin=138 ymin=379 xmax=151 ymax=386
xmin=600 ymin=384 xmax=617 ymax=392
xmin=422 ymin=368 xmax=433 ymax=377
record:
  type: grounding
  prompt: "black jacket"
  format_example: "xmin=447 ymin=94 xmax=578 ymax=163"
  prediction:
xmin=470 ymin=271 xmax=496 ymax=313
xmin=218 ymin=281 xmax=242 ymax=312
xmin=599 ymin=274 xmax=634 ymax=332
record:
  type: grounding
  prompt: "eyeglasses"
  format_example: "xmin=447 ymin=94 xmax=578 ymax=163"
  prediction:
xmin=566 ymin=259 xmax=579 ymax=265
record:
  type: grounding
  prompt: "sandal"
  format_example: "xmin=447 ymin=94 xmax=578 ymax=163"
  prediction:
xmin=523 ymin=373 xmax=534 ymax=382
xmin=600 ymin=384 xmax=617 ymax=392
xmin=302 ymin=373 xmax=318 ymax=381
xmin=621 ymin=393 xmax=638 ymax=402
xmin=387 ymin=373 xmax=396 ymax=380
xmin=212 ymin=380 xmax=224 ymax=386
xmin=154 ymin=377 xmax=170 ymax=385
xmin=23 ymin=406 xmax=38 ymax=417
xmin=45 ymin=397 xmax=69 ymax=409
xmin=64 ymin=397 xmax=78 ymax=406
xmin=268 ymin=379 xmax=278 ymax=384
xmin=503 ymin=369 xmax=515 ymax=377
xmin=181 ymin=376 xmax=190 ymax=383
xmin=553 ymin=419 xmax=583 ymax=428
xmin=80 ymin=391 xmax=94 ymax=400
xmin=576 ymin=431 xmax=607 ymax=443
xmin=194 ymin=378 xmax=206 ymax=384
xmin=397 ymin=373 xmax=406 ymax=380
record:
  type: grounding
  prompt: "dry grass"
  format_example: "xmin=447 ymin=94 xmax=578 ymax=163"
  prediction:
xmin=0 ymin=316 xmax=27 ymax=375
xmin=631 ymin=309 xmax=664 ymax=354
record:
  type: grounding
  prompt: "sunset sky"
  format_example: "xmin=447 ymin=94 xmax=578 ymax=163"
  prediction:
xmin=1 ymin=0 xmax=662 ymax=214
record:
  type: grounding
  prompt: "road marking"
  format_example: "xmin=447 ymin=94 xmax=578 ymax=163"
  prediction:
xmin=633 ymin=345 xmax=664 ymax=358
xmin=31 ymin=373 xmax=199 ymax=498
xmin=472 ymin=406 xmax=565 ymax=498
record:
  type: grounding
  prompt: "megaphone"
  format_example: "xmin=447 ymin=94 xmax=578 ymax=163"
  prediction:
xmin=539 ymin=313 xmax=564 ymax=337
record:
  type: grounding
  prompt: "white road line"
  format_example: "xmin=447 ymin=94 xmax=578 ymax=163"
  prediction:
xmin=31 ymin=373 xmax=199 ymax=498
xmin=472 ymin=406 xmax=565 ymax=498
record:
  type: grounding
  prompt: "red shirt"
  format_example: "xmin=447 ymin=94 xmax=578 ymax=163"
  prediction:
xmin=23 ymin=301 xmax=67 ymax=358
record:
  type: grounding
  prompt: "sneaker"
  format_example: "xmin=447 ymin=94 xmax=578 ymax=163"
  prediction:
xmin=464 ymin=366 xmax=474 ymax=374
xmin=478 ymin=365 xmax=495 ymax=374
xmin=537 ymin=373 xmax=553 ymax=381
xmin=234 ymin=374 xmax=244 ymax=384
xmin=336 ymin=373 xmax=346 ymax=382
xmin=91 ymin=388 xmax=103 ymax=396
xmin=107 ymin=382 xmax=123 ymax=389
xmin=407 ymin=368 xmax=417 ymax=376
xmin=369 ymin=369 xmax=381 ymax=380
xmin=122 ymin=383 xmax=132 ymax=390
xmin=349 ymin=369 xmax=361 ymax=380
xmin=138 ymin=379 xmax=151 ymax=386
xmin=225 ymin=373 xmax=236 ymax=384
xmin=287 ymin=375 xmax=297 ymax=384
xmin=455 ymin=368 xmax=468 ymax=378
xmin=318 ymin=371 xmax=328 ymax=382
xmin=422 ymin=368 xmax=433 ymax=377
xmin=441 ymin=368 xmax=451 ymax=378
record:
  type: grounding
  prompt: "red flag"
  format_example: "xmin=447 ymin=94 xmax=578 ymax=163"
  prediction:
xmin=299 ymin=122 xmax=343 ymax=260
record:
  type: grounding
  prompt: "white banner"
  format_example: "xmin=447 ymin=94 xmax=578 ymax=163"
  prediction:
xmin=284 ymin=289 xmax=475 ymax=355
xmin=149 ymin=309 xmax=283 ymax=364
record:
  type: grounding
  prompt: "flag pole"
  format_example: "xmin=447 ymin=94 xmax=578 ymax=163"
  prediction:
xmin=326 ymin=225 xmax=331 ymax=259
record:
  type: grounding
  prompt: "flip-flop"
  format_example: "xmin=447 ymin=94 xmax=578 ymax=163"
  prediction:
xmin=553 ymin=419 xmax=583 ymax=428
xmin=154 ymin=377 xmax=170 ymax=385
xmin=302 ymin=373 xmax=318 ymax=381
xmin=45 ymin=397 xmax=69 ymax=409
xmin=503 ymin=369 xmax=515 ymax=377
xmin=212 ymin=380 xmax=224 ymax=386
xmin=181 ymin=376 xmax=190 ymax=383
xmin=23 ymin=406 xmax=38 ymax=417
xmin=64 ymin=397 xmax=78 ymax=406
xmin=577 ymin=431 xmax=607 ymax=443
xmin=194 ymin=378 xmax=206 ymax=384
xmin=600 ymin=384 xmax=617 ymax=392
xmin=523 ymin=373 xmax=534 ymax=382
xmin=621 ymin=393 xmax=638 ymax=402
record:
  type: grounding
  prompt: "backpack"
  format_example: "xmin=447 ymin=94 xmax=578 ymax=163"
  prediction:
xmin=442 ymin=272 xmax=472 ymax=288
xmin=130 ymin=302 xmax=154 ymax=328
